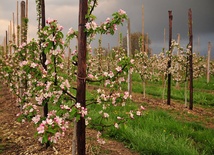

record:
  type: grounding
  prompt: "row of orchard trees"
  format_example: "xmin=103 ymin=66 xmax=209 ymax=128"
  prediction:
xmin=0 ymin=1 xmax=212 ymax=155
xmin=0 ymin=1 xmax=143 ymax=155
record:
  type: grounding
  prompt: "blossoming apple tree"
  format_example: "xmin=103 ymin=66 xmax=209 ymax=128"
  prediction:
xmin=0 ymin=1 xmax=145 ymax=154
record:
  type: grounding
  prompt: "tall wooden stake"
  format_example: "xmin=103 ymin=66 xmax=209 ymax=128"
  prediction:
xmin=145 ymin=33 xmax=149 ymax=55
xmin=207 ymin=42 xmax=211 ymax=83
xmin=5 ymin=31 xmax=8 ymax=57
xmin=20 ymin=1 xmax=25 ymax=44
xmin=164 ymin=28 xmax=166 ymax=52
xmin=13 ymin=12 xmax=16 ymax=44
xmin=17 ymin=1 xmax=20 ymax=46
xmin=76 ymin=0 xmax=88 ymax=155
xmin=167 ymin=10 xmax=173 ymax=105
xmin=3 ymin=37 xmax=6 ymax=56
xmin=25 ymin=0 xmax=28 ymax=42
xmin=176 ymin=33 xmax=180 ymax=88
xmin=142 ymin=4 xmax=145 ymax=52
xmin=127 ymin=18 xmax=132 ymax=95
xmin=188 ymin=8 xmax=193 ymax=110
xmin=9 ymin=21 xmax=12 ymax=55
xmin=26 ymin=0 xmax=28 ymax=18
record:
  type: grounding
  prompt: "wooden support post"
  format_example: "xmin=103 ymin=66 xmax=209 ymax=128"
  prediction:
xmin=145 ymin=33 xmax=149 ymax=55
xmin=17 ymin=1 xmax=20 ymax=46
xmin=20 ymin=1 xmax=25 ymax=44
xmin=176 ymin=33 xmax=180 ymax=88
xmin=3 ymin=37 xmax=6 ymax=56
xmin=127 ymin=18 xmax=132 ymax=95
xmin=164 ymin=28 xmax=166 ymax=53
xmin=207 ymin=42 xmax=211 ymax=83
xmin=167 ymin=10 xmax=173 ymax=105
xmin=142 ymin=4 xmax=145 ymax=53
xmin=188 ymin=8 xmax=193 ymax=110
xmin=13 ymin=12 xmax=16 ymax=44
xmin=5 ymin=31 xmax=8 ymax=57
xmin=9 ymin=20 xmax=12 ymax=55
xmin=76 ymin=0 xmax=88 ymax=155
xmin=26 ymin=0 xmax=28 ymax=18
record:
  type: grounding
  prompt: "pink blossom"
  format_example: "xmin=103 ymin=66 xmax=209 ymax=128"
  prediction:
xmin=45 ymin=59 xmax=50 ymax=65
xmin=46 ymin=81 xmax=52 ymax=90
xmin=123 ymin=91 xmax=129 ymax=99
xmin=85 ymin=117 xmax=91 ymax=126
xmin=71 ymin=50 xmax=77 ymax=55
xmin=46 ymin=118 xmax=53 ymax=125
xmin=37 ymin=124 xmax=45 ymax=134
xmin=118 ymin=77 xmax=125 ymax=83
xmin=97 ymin=131 xmax=106 ymax=145
xmin=54 ymin=116 xmax=63 ymax=126
xmin=91 ymin=21 xmax=98 ymax=30
xmin=103 ymin=112 xmax=109 ymax=118
xmin=85 ymin=21 xmax=98 ymax=30
xmin=32 ymin=115 xmax=41 ymax=124
xmin=118 ymin=9 xmax=126 ymax=15
xmin=103 ymin=72 xmax=108 ymax=77
xmin=97 ymin=89 xmax=101 ymax=94
xmin=51 ymin=49 xmax=58 ymax=56
xmin=108 ymin=71 xmax=114 ymax=78
xmin=48 ymin=110 xmax=57 ymax=117
xmin=105 ymin=17 xmax=111 ymax=23
xmin=68 ymin=27 xmax=75 ymax=35
xmin=30 ymin=62 xmax=37 ymax=68
xmin=104 ymin=79 xmax=110 ymax=86
xmin=20 ymin=42 xmax=26 ymax=48
xmin=20 ymin=60 xmax=28 ymax=66
xmin=130 ymin=59 xmax=134 ymax=64
xmin=88 ymin=74 xmax=94 ymax=79
xmin=38 ymin=137 xmax=43 ymax=143
xmin=80 ymin=107 xmax=87 ymax=117
xmin=46 ymin=18 xmax=54 ymax=24
xmin=75 ymin=102 xmax=81 ymax=108
xmin=35 ymin=95 xmax=43 ymax=105
xmin=117 ymin=116 xmax=122 ymax=120
xmin=136 ymin=111 xmax=142 ymax=116
xmin=115 ymin=66 xmax=122 ymax=72
xmin=57 ymin=24 xmax=63 ymax=31
xmin=85 ymin=22 xmax=91 ymax=30
xmin=114 ymin=123 xmax=119 ymax=129
xmin=140 ymin=106 xmax=145 ymax=110
xmin=113 ymin=24 xmax=117 ymax=31
xmin=60 ymin=105 xmax=70 ymax=110
xmin=129 ymin=111 xmax=134 ymax=119
xmin=64 ymin=79 xmax=71 ymax=89
xmin=130 ymin=67 xmax=134 ymax=74
xmin=49 ymin=136 xmax=57 ymax=143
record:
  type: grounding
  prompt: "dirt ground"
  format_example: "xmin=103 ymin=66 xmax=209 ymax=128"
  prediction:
xmin=0 ymin=86 xmax=139 ymax=155
xmin=0 ymin=85 xmax=213 ymax=155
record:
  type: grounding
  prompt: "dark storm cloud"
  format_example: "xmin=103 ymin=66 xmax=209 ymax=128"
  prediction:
xmin=90 ymin=0 xmax=214 ymax=53
xmin=0 ymin=0 xmax=213 ymax=55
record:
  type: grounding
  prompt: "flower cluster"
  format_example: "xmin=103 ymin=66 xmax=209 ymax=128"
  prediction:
xmin=33 ymin=110 xmax=69 ymax=144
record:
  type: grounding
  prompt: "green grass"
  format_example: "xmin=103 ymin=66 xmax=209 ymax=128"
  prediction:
xmin=89 ymin=106 xmax=214 ymax=155
xmin=121 ymin=73 xmax=214 ymax=107
xmin=47 ymin=73 xmax=214 ymax=155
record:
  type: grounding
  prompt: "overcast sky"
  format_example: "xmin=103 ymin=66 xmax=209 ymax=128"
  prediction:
xmin=0 ymin=0 xmax=213 ymax=56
